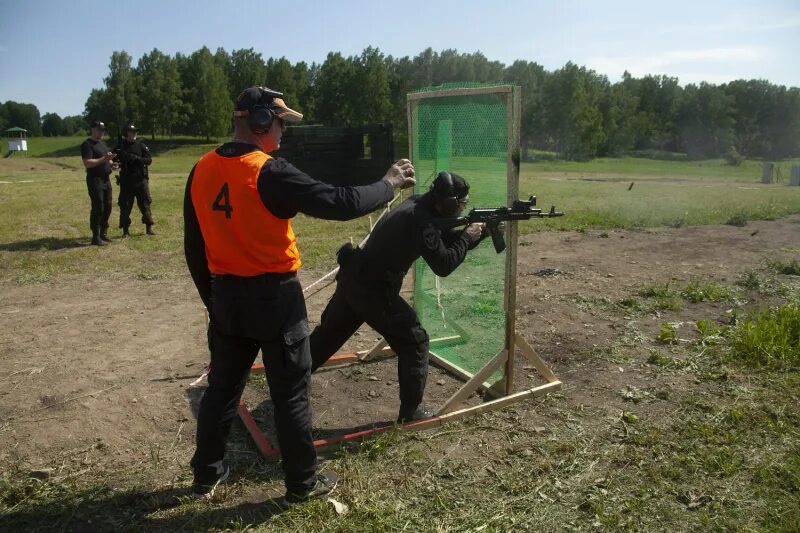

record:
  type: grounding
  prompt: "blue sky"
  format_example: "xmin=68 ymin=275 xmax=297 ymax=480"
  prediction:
xmin=1 ymin=0 xmax=798 ymax=117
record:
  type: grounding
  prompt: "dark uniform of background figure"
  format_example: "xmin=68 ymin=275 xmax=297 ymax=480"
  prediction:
xmin=310 ymin=171 xmax=487 ymax=422
xmin=80 ymin=121 xmax=115 ymax=246
xmin=115 ymin=124 xmax=154 ymax=236
xmin=184 ymin=86 xmax=416 ymax=502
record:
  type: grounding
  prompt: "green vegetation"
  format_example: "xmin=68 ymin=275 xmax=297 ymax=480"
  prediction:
xmin=680 ymin=279 xmax=733 ymax=303
xmin=7 ymin=48 xmax=800 ymax=163
xmin=725 ymin=305 xmax=800 ymax=369
xmin=2 ymin=152 xmax=798 ymax=283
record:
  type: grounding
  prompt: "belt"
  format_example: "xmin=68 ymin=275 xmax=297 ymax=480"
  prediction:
xmin=215 ymin=271 xmax=296 ymax=281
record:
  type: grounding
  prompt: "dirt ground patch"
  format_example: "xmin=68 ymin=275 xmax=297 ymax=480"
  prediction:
xmin=0 ymin=216 xmax=798 ymax=492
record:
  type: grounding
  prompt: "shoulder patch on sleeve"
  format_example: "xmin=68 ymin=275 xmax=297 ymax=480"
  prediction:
xmin=422 ymin=226 xmax=441 ymax=251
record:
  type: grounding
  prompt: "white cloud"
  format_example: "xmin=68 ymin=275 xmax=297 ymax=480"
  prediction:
xmin=586 ymin=46 xmax=767 ymax=80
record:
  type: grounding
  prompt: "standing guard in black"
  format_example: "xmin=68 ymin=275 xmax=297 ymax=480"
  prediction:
xmin=80 ymin=121 xmax=116 ymax=246
xmin=115 ymin=124 xmax=155 ymax=237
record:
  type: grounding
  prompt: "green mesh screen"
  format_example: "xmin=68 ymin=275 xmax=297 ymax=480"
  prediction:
xmin=409 ymin=84 xmax=519 ymax=381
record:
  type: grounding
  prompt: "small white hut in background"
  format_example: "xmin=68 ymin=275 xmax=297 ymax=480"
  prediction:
xmin=4 ymin=127 xmax=28 ymax=157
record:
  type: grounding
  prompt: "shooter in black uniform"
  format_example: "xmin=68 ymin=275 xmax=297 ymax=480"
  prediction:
xmin=309 ymin=171 xmax=493 ymax=422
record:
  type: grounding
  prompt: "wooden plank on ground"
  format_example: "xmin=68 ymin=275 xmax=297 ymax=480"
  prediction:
xmin=437 ymin=349 xmax=508 ymax=415
xmin=515 ymin=333 xmax=558 ymax=383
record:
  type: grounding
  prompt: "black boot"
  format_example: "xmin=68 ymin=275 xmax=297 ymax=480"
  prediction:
xmin=121 ymin=226 xmax=130 ymax=238
xmin=146 ymin=224 xmax=156 ymax=236
xmin=397 ymin=405 xmax=435 ymax=424
xmin=100 ymin=230 xmax=112 ymax=243
xmin=91 ymin=230 xmax=107 ymax=246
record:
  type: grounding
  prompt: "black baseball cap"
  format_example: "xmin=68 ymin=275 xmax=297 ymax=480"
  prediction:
xmin=90 ymin=121 xmax=106 ymax=130
xmin=233 ymin=87 xmax=303 ymax=123
xmin=432 ymin=171 xmax=470 ymax=200
xmin=123 ymin=124 xmax=138 ymax=133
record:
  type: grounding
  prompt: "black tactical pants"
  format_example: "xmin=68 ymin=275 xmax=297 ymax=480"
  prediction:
xmin=309 ymin=270 xmax=430 ymax=417
xmin=191 ymin=273 xmax=316 ymax=495
xmin=118 ymin=178 xmax=153 ymax=228
xmin=86 ymin=175 xmax=112 ymax=236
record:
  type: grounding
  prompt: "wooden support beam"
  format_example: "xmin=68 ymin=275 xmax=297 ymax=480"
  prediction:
xmin=359 ymin=338 xmax=389 ymax=361
xmin=438 ymin=381 xmax=562 ymax=422
xmin=428 ymin=351 xmax=499 ymax=395
xmin=437 ymin=349 xmax=508 ymax=415
xmin=514 ymin=333 xmax=558 ymax=383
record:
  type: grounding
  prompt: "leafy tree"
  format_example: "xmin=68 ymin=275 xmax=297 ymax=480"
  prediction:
xmin=352 ymin=47 xmax=391 ymax=124
xmin=293 ymin=61 xmax=315 ymax=120
xmin=265 ymin=57 xmax=299 ymax=108
xmin=314 ymin=52 xmax=356 ymax=126
xmin=0 ymin=103 xmax=8 ymax=131
xmin=137 ymin=49 xmax=186 ymax=139
xmin=599 ymin=73 xmax=640 ymax=156
xmin=61 ymin=115 xmax=85 ymax=136
xmin=183 ymin=47 xmax=231 ymax=140
xmin=227 ymin=48 xmax=267 ymax=101
xmin=765 ymin=86 xmax=800 ymax=158
xmin=41 ymin=112 xmax=64 ymax=136
xmin=387 ymin=55 xmax=416 ymax=141
xmin=676 ymin=82 xmax=734 ymax=158
xmin=103 ymin=51 xmax=138 ymax=135
xmin=2 ymin=101 xmax=42 ymax=136
xmin=724 ymin=79 xmax=774 ymax=157
xmin=504 ymin=60 xmax=547 ymax=153
xmin=84 ymin=88 xmax=113 ymax=132
xmin=542 ymin=62 xmax=606 ymax=159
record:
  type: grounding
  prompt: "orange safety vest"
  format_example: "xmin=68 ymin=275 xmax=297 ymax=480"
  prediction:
xmin=191 ymin=149 xmax=301 ymax=275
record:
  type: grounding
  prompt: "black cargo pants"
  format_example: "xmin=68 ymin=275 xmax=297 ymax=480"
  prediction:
xmin=190 ymin=272 xmax=317 ymax=495
xmin=86 ymin=175 xmax=112 ymax=236
xmin=309 ymin=266 xmax=430 ymax=418
xmin=118 ymin=177 xmax=153 ymax=229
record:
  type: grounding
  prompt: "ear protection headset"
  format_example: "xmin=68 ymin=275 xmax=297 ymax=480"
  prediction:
xmin=431 ymin=171 xmax=459 ymax=214
xmin=240 ymin=87 xmax=284 ymax=134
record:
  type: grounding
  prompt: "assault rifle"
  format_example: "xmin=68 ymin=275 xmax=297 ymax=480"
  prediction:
xmin=437 ymin=196 xmax=564 ymax=253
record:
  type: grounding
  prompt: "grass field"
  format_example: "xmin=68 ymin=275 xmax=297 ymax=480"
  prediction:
xmin=2 ymin=140 xmax=799 ymax=282
xmin=1 ymin=143 xmax=799 ymax=531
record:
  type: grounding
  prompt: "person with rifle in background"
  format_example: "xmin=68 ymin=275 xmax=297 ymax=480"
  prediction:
xmin=114 ymin=124 xmax=155 ymax=237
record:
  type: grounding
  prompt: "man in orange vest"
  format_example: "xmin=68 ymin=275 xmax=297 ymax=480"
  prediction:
xmin=184 ymin=86 xmax=415 ymax=504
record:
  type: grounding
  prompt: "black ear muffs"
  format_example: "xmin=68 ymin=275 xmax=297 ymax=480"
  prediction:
xmin=247 ymin=104 xmax=274 ymax=134
xmin=242 ymin=87 xmax=285 ymax=134
xmin=431 ymin=171 xmax=459 ymax=214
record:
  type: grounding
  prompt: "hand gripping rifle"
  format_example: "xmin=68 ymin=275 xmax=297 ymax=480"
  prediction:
xmin=437 ymin=196 xmax=564 ymax=253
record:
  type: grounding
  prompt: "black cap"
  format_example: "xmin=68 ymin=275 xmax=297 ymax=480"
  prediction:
xmin=233 ymin=86 xmax=303 ymax=123
xmin=90 ymin=121 xmax=106 ymax=130
xmin=432 ymin=171 xmax=470 ymax=200
xmin=123 ymin=124 xmax=138 ymax=133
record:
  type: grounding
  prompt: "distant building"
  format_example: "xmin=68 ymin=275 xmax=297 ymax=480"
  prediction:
xmin=4 ymin=127 xmax=28 ymax=157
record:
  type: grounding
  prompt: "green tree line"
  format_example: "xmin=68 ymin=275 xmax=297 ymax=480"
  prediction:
xmin=4 ymin=46 xmax=799 ymax=160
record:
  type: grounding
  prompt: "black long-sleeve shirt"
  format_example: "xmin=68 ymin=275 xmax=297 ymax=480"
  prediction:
xmin=360 ymin=193 xmax=482 ymax=279
xmin=116 ymin=138 xmax=152 ymax=180
xmin=184 ymin=142 xmax=394 ymax=308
